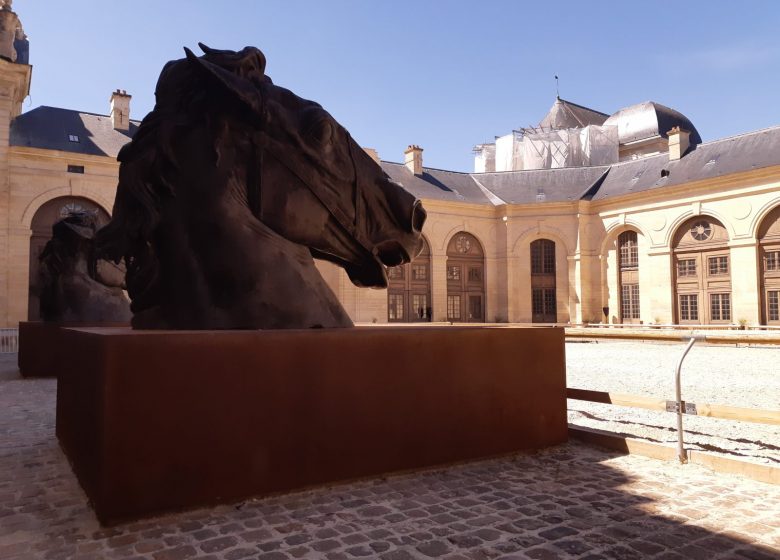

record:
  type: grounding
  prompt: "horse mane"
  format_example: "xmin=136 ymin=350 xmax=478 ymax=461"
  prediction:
xmin=95 ymin=45 xmax=268 ymax=313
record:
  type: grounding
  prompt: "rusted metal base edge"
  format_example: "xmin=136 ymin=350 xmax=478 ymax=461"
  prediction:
xmin=569 ymin=426 xmax=779 ymax=486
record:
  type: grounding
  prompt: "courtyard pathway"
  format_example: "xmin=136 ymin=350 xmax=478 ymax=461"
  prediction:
xmin=0 ymin=355 xmax=778 ymax=560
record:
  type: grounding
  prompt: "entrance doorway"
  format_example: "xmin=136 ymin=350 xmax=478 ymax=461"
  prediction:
xmin=672 ymin=216 xmax=731 ymax=325
xmin=530 ymin=239 xmax=556 ymax=323
xmin=446 ymin=232 xmax=485 ymax=322
xmin=387 ymin=238 xmax=432 ymax=322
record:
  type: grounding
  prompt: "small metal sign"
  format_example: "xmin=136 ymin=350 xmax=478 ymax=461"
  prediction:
xmin=666 ymin=401 xmax=698 ymax=415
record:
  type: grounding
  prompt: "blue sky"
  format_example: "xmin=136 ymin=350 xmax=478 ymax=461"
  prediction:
xmin=18 ymin=1 xmax=780 ymax=171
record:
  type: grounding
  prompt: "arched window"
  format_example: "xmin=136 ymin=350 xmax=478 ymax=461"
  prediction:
xmin=387 ymin=238 xmax=432 ymax=322
xmin=618 ymin=231 xmax=640 ymax=323
xmin=446 ymin=232 xmax=485 ymax=322
xmin=530 ymin=239 xmax=556 ymax=323
xmin=28 ymin=197 xmax=110 ymax=320
xmin=758 ymin=206 xmax=780 ymax=324
xmin=672 ymin=216 xmax=731 ymax=324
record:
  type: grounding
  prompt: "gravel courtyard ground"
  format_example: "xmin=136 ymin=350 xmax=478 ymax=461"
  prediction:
xmin=566 ymin=339 xmax=780 ymax=466
xmin=1 ymin=352 xmax=779 ymax=559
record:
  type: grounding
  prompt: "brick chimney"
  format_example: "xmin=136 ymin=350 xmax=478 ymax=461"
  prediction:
xmin=110 ymin=89 xmax=131 ymax=131
xmin=404 ymin=145 xmax=423 ymax=175
xmin=667 ymin=126 xmax=690 ymax=161
xmin=362 ymin=147 xmax=380 ymax=164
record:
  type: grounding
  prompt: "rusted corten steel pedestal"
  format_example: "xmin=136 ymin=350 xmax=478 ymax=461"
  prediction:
xmin=56 ymin=326 xmax=567 ymax=525
xmin=18 ymin=321 xmax=128 ymax=378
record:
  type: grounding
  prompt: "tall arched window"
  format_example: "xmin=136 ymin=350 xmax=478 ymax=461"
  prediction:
xmin=446 ymin=232 xmax=485 ymax=322
xmin=758 ymin=206 xmax=780 ymax=325
xmin=672 ymin=216 xmax=731 ymax=324
xmin=530 ymin=239 xmax=556 ymax=323
xmin=618 ymin=231 xmax=640 ymax=323
xmin=387 ymin=238 xmax=432 ymax=322
xmin=28 ymin=197 xmax=110 ymax=320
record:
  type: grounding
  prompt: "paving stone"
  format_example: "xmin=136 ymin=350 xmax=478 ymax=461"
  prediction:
xmin=416 ymin=540 xmax=451 ymax=557
xmin=2 ymin=363 xmax=779 ymax=560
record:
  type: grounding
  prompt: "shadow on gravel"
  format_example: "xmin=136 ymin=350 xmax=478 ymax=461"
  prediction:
xmin=572 ymin=409 xmax=780 ymax=464
xmin=0 ymin=361 xmax=778 ymax=559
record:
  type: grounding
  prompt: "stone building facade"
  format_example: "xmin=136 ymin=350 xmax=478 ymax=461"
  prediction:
xmin=0 ymin=4 xmax=778 ymax=328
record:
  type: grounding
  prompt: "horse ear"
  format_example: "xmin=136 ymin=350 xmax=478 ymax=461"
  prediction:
xmin=184 ymin=46 xmax=265 ymax=116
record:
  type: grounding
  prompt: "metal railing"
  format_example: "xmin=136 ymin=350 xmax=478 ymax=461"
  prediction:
xmin=0 ymin=328 xmax=18 ymax=353
xmin=567 ymin=334 xmax=780 ymax=464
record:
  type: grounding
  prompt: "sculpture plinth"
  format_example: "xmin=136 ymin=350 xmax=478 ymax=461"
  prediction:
xmin=56 ymin=326 xmax=567 ymax=525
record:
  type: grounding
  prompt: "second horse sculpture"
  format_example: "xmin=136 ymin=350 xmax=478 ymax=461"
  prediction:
xmin=96 ymin=44 xmax=425 ymax=329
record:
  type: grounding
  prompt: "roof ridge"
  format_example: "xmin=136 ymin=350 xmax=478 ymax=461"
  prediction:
xmin=556 ymin=97 xmax=610 ymax=118
xmin=23 ymin=105 xmax=142 ymax=123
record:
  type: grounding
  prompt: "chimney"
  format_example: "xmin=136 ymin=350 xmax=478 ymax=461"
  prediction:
xmin=110 ymin=89 xmax=131 ymax=131
xmin=667 ymin=126 xmax=690 ymax=161
xmin=404 ymin=145 xmax=423 ymax=175
xmin=362 ymin=147 xmax=380 ymax=164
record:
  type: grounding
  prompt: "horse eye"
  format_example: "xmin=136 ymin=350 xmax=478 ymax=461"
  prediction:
xmin=304 ymin=117 xmax=333 ymax=145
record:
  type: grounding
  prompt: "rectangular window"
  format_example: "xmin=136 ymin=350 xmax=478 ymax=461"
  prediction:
xmin=412 ymin=264 xmax=427 ymax=281
xmin=412 ymin=294 xmax=428 ymax=319
xmin=67 ymin=164 xmax=85 ymax=174
xmin=468 ymin=296 xmax=482 ymax=321
xmin=446 ymin=265 xmax=461 ymax=281
xmin=543 ymin=289 xmax=556 ymax=317
xmin=467 ymin=267 xmax=482 ymax=282
xmin=710 ymin=293 xmax=731 ymax=322
xmin=677 ymin=259 xmax=696 ymax=277
xmin=532 ymin=289 xmax=544 ymax=315
xmin=765 ymin=251 xmax=780 ymax=271
xmin=388 ymin=294 xmax=404 ymax=320
xmin=447 ymin=295 xmax=460 ymax=320
xmin=708 ymin=256 xmax=729 ymax=276
xmin=769 ymin=291 xmax=779 ymax=321
xmin=679 ymin=294 xmax=698 ymax=321
xmin=387 ymin=267 xmax=403 ymax=280
xmin=621 ymin=284 xmax=640 ymax=319
xmin=619 ymin=244 xmax=638 ymax=270
xmin=68 ymin=134 xmax=80 ymax=142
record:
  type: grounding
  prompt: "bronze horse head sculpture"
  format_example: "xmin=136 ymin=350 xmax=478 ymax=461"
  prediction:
xmin=39 ymin=212 xmax=131 ymax=323
xmin=96 ymin=44 xmax=426 ymax=329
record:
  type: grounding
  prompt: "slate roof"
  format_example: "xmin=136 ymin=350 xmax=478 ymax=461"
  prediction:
xmin=10 ymin=106 xmax=140 ymax=158
xmin=381 ymin=162 xmax=496 ymax=205
xmin=384 ymin=125 xmax=780 ymax=206
xmin=536 ymin=98 xmax=609 ymax=131
xmin=590 ymin=125 xmax=780 ymax=201
xmin=474 ymin=167 xmax=609 ymax=204
xmin=603 ymin=101 xmax=702 ymax=145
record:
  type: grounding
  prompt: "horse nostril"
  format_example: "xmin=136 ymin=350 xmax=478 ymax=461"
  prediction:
xmin=374 ymin=240 xmax=408 ymax=267
xmin=411 ymin=201 xmax=426 ymax=233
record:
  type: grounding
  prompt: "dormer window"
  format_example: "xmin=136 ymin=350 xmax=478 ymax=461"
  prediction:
xmin=68 ymin=134 xmax=80 ymax=142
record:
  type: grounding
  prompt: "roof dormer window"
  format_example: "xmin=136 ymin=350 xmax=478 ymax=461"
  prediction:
xmin=68 ymin=134 xmax=80 ymax=142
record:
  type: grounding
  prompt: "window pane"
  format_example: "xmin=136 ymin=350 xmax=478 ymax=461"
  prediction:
xmin=765 ymin=251 xmax=779 ymax=271
xmin=447 ymin=295 xmax=460 ymax=319
xmin=468 ymin=267 xmax=482 ymax=282
xmin=619 ymin=231 xmax=638 ymax=270
xmin=412 ymin=264 xmax=427 ymax=281
xmin=447 ymin=265 xmax=461 ymax=281
xmin=708 ymin=256 xmax=728 ymax=275
xmin=769 ymin=291 xmax=779 ymax=321
xmin=388 ymin=267 xmax=404 ymax=280
xmin=544 ymin=288 xmax=556 ymax=316
xmin=680 ymin=294 xmax=698 ymax=321
xmin=532 ymin=289 xmax=544 ymax=314
xmin=412 ymin=294 xmax=429 ymax=319
xmin=677 ymin=259 xmax=696 ymax=277
xmin=531 ymin=240 xmax=555 ymax=274
xmin=468 ymin=296 xmax=482 ymax=320
xmin=388 ymin=294 xmax=404 ymax=320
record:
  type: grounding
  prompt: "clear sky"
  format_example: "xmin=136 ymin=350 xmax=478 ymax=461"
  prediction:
xmin=17 ymin=0 xmax=780 ymax=172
